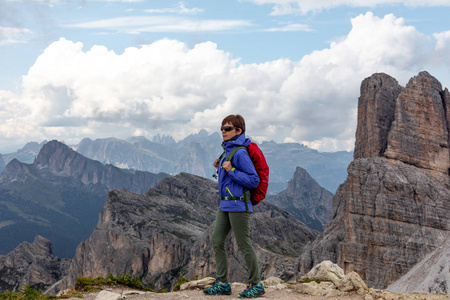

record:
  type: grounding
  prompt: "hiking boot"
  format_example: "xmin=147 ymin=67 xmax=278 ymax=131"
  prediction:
xmin=238 ymin=282 xmax=265 ymax=298
xmin=203 ymin=279 xmax=232 ymax=295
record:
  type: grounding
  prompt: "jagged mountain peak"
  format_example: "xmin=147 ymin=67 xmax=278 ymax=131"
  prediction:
xmin=35 ymin=140 xmax=103 ymax=176
xmin=268 ymin=166 xmax=333 ymax=231
xmin=286 ymin=166 xmax=327 ymax=195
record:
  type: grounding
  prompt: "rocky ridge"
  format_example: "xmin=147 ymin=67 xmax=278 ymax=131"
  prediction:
xmin=49 ymin=173 xmax=318 ymax=293
xmin=298 ymin=71 xmax=450 ymax=292
xmin=267 ymin=166 xmax=333 ymax=231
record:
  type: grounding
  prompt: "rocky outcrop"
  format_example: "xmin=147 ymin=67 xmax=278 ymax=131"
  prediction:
xmin=267 ymin=166 xmax=333 ymax=231
xmin=0 ymin=235 xmax=69 ymax=292
xmin=298 ymin=71 xmax=450 ymax=292
xmin=52 ymin=173 xmax=317 ymax=293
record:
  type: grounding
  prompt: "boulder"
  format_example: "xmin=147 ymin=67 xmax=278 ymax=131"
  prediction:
xmin=179 ymin=277 xmax=215 ymax=290
xmin=300 ymin=260 xmax=344 ymax=285
xmin=337 ymin=271 xmax=368 ymax=294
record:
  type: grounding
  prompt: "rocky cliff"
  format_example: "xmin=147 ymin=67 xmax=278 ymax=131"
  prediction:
xmin=298 ymin=71 xmax=450 ymax=292
xmin=53 ymin=173 xmax=318 ymax=293
xmin=267 ymin=166 xmax=333 ymax=231
xmin=0 ymin=140 xmax=169 ymax=258
xmin=0 ymin=235 xmax=69 ymax=292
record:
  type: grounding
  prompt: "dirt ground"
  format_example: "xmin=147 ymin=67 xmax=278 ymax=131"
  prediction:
xmin=62 ymin=284 xmax=450 ymax=300
xmin=126 ymin=289 xmax=365 ymax=299
xmin=76 ymin=288 xmax=365 ymax=300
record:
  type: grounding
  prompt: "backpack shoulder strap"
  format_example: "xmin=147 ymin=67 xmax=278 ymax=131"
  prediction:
xmin=224 ymin=146 xmax=246 ymax=162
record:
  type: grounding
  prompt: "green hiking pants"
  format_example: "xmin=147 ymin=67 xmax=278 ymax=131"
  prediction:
xmin=211 ymin=210 xmax=260 ymax=284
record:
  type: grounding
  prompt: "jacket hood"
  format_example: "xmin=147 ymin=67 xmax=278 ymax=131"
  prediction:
xmin=222 ymin=133 xmax=251 ymax=150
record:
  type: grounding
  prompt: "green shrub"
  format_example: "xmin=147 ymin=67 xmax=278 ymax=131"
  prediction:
xmin=173 ymin=272 xmax=189 ymax=291
xmin=106 ymin=272 xmax=143 ymax=289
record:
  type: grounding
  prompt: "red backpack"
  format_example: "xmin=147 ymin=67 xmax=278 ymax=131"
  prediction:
xmin=223 ymin=142 xmax=269 ymax=205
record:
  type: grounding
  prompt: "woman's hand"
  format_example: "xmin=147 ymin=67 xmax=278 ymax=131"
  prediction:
xmin=213 ymin=159 xmax=220 ymax=169
xmin=222 ymin=161 xmax=232 ymax=172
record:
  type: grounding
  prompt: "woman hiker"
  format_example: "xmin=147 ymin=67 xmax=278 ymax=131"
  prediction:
xmin=203 ymin=114 xmax=265 ymax=298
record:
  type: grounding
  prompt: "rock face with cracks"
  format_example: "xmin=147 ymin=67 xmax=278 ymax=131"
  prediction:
xmin=298 ymin=71 xmax=450 ymax=292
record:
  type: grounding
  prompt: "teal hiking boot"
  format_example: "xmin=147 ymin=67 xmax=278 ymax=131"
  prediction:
xmin=238 ymin=282 xmax=265 ymax=298
xmin=203 ymin=279 xmax=232 ymax=295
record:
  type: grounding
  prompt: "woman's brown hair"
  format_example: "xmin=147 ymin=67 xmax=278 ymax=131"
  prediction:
xmin=222 ymin=114 xmax=246 ymax=134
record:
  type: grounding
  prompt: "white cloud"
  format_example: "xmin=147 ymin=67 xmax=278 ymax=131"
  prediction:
xmin=1 ymin=12 xmax=449 ymax=152
xmin=245 ymin=0 xmax=450 ymax=15
xmin=64 ymin=16 xmax=253 ymax=33
xmin=86 ymin=0 xmax=144 ymax=2
xmin=145 ymin=2 xmax=204 ymax=15
xmin=6 ymin=0 xmax=62 ymax=5
xmin=0 ymin=26 xmax=32 ymax=45
xmin=266 ymin=23 xmax=313 ymax=32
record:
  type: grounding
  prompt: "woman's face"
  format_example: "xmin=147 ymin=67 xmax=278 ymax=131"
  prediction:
xmin=221 ymin=122 xmax=241 ymax=141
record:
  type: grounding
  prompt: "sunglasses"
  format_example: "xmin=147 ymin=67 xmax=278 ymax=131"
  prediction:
xmin=221 ymin=126 xmax=239 ymax=132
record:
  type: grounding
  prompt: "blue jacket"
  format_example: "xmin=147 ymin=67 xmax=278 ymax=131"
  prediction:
xmin=218 ymin=134 xmax=260 ymax=212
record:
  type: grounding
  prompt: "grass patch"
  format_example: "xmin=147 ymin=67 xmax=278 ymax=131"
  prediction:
xmin=287 ymin=277 xmax=325 ymax=286
xmin=75 ymin=272 xmax=157 ymax=293
xmin=76 ymin=273 xmax=140 ymax=291
xmin=0 ymin=284 xmax=54 ymax=300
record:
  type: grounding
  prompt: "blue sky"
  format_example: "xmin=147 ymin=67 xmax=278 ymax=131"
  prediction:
xmin=1 ymin=0 xmax=450 ymax=153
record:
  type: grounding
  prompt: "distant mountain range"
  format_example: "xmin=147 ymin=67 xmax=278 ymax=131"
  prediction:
xmin=0 ymin=138 xmax=334 ymax=261
xmin=0 ymin=140 xmax=169 ymax=258
xmin=0 ymin=131 xmax=353 ymax=194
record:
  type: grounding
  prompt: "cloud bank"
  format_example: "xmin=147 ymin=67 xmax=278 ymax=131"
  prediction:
xmin=1 ymin=12 xmax=449 ymax=152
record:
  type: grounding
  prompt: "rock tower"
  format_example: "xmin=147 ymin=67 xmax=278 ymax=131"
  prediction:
xmin=299 ymin=71 xmax=450 ymax=290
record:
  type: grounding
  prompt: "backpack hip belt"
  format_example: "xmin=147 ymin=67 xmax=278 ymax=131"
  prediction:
xmin=220 ymin=190 xmax=250 ymax=212
xmin=220 ymin=191 xmax=250 ymax=201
